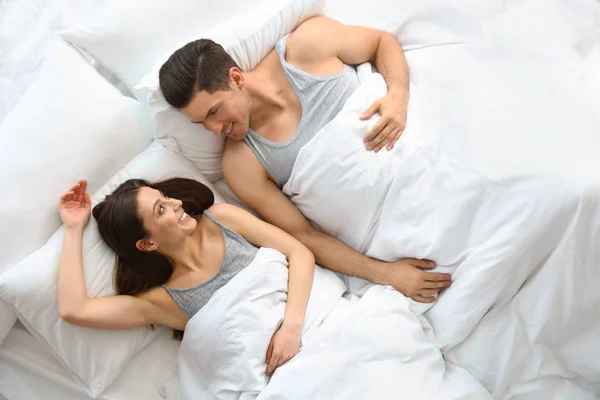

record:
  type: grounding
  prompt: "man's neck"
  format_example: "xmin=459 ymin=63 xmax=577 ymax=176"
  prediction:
xmin=244 ymin=57 xmax=289 ymax=130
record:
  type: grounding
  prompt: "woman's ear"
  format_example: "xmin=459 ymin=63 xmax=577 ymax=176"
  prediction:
xmin=136 ymin=238 xmax=158 ymax=252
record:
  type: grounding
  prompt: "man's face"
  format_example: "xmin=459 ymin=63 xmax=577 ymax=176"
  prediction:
xmin=182 ymin=83 xmax=250 ymax=141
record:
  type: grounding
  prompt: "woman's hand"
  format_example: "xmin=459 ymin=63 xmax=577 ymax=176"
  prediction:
xmin=265 ymin=322 xmax=302 ymax=376
xmin=59 ymin=180 xmax=92 ymax=230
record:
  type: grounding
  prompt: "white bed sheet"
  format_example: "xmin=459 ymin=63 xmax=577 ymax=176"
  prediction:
xmin=0 ymin=322 xmax=179 ymax=400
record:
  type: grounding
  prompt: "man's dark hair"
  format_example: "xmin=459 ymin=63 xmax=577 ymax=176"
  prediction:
xmin=159 ymin=39 xmax=240 ymax=109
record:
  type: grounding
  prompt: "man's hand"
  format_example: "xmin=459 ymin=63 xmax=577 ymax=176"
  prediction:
xmin=360 ymin=89 xmax=409 ymax=153
xmin=384 ymin=258 xmax=451 ymax=303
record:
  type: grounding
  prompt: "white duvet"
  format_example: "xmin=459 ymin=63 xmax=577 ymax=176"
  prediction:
xmin=178 ymin=248 xmax=491 ymax=400
xmin=281 ymin=4 xmax=600 ymax=398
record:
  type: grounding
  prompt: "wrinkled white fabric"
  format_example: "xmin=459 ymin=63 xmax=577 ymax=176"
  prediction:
xmin=178 ymin=248 xmax=491 ymax=400
xmin=282 ymin=4 xmax=600 ymax=395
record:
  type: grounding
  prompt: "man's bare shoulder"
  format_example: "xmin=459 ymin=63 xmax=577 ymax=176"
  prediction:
xmin=223 ymin=139 xmax=268 ymax=181
xmin=287 ymin=16 xmax=340 ymax=63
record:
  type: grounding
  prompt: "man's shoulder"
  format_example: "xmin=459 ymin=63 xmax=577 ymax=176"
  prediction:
xmin=222 ymin=139 xmax=268 ymax=181
xmin=287 ymin=16 xmax=338 ymax=62
xmin=290 ymin=16 xmax=333 ymax=40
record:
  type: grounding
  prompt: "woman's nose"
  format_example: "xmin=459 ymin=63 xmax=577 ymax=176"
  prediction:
xmin=168 ymin=198 xmax=183 ymax=209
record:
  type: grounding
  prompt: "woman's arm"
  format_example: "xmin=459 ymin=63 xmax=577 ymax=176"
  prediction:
xmin=209 ymin=203 xmax=315 ymax=374
xmin=210 ymin=203 xmax=315 ymax=330
xmin=57 ymin=180 xmax=186 ymax=331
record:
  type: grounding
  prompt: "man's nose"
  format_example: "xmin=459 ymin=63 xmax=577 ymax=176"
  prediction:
xmin=205 ymin=120 xmax=223 ymax=136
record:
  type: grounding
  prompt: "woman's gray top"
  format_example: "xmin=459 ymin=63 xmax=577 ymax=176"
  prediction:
xmin=244 ymin=34 xmax=360 ymax=188
xmin=162 ymin=210 xmax=258 ymax=319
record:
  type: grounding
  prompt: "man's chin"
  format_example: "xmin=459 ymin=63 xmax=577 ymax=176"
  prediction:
xmin=228 ymin=131 xmax=247 ymax=141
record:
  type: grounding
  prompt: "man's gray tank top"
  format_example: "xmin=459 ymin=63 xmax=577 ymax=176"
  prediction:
xmin=244 ymin=34 xmax=360 ymax=188
xmin=162 ymin=210 xmax=258 ymax=319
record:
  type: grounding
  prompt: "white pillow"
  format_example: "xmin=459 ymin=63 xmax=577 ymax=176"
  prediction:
xmin=324 ymin=0 xmax=487 ymax=51
xmin=0 ymin=140 xmax=224 ymax=398
xmin=0 ymin=299 xmax=16 ymax=346
xmin=59 ymin=0 xmax=268 ymax=90
xmin=0 ymin=38 xmax=154 ymax=274
xmin=132 ymin=0 xmax=324 ymax=181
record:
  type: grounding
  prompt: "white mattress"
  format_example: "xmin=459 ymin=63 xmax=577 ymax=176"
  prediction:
xmin=0 ymin=321 xmax=179 ymax=400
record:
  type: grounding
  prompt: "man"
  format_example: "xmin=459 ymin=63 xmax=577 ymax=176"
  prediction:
xmin=159 ymin=16 xmax=451 ymax=302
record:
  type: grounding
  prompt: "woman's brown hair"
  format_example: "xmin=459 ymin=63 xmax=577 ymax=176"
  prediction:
xmin=92 ymin=178 xmax=215 ymax=340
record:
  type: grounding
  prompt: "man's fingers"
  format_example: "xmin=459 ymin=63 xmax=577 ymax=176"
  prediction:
xmin=363 ymin=118 xmax=387 ymax=144
xmin=425 ymin=272 xmax=452 ymax=282
xmin=370 ymin=124 xmax=395 ymax=152
xmin=408 ymin=259 xmax=436 ymax=269
xmin=413 ymin=294 xmax=437 ymax=303
xmin=424 ymin=280 xmax=452 ymax=289
xmin=386 ymin=127 xmax=404 ymax=151
xmin=360 ymin=101 xmax=380 ymax=121
xmin=420 ymin=288 xmax=443 ymax=296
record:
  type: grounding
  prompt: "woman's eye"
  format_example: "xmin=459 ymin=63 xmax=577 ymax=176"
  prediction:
xmin=159 ymin=205 xmax=164 ymax=214
xmin=209 ymin=107 xmax=218 ymax=116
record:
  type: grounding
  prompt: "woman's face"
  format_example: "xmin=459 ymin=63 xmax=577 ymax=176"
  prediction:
xmin=135 ymin=187 xmax=197 ymax=251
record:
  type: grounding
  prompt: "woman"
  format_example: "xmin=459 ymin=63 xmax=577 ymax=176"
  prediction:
xmin=57 ymin=178 xmax=315 ymax=376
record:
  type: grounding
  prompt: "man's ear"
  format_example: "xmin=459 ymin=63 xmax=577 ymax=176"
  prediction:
xmin=136 ymin=238 xmax=158 ymax=252
xmin=229 ymin=67 xmax=245 ymax=89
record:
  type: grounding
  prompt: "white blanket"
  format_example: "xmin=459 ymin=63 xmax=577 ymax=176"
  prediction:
xmin=178 ymin=248 xmax=491 ymax=400
xmin=282 ymin=8 xmax=600 ymax=397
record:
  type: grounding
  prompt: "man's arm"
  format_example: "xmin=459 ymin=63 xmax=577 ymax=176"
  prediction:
xmin=287 ymin=16 xmax=410 ymax=152
xmin=223 ymin=142 xmax=451 ymax=302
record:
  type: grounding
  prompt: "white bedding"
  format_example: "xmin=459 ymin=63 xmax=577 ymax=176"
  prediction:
xmin=282 ymin=2 xmax=600 ymax=398
xmin=178 ymin=248 xmax=491 ymax=400
xmin=0 ymin=322 xmax=179 ymax=400
xmin=3 ymin=0 xmax=599 ymax=399
xmin=0 ymin=0 xmax=120 ymax=124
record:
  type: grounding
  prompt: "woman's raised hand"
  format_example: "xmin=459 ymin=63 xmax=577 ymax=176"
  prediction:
xmin=58 ymin=180 xmax=92 ymax=230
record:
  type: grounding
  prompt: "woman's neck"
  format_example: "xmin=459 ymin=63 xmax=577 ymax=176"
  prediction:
xmin=162 ymin=217 xmax=207 ymax=275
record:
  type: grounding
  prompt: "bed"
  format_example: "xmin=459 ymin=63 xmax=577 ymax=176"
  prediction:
xmin=1 ymin=0 xmax=599 ymax=399
xmin=0 ymin=322 xmax=178 ymax=400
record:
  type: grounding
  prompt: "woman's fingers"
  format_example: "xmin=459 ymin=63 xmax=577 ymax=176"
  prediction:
xmin=60 ymin=191 xmax=76 ymax=205
xmin=60 ymin=180 xmax=90 ymax=207
xmin=266 ymin=354 xmax=280 ymax=376
xmin=77 ymin=180 xmax=88 ymax=202
xmin=83 ymin=192 xmax=92 ymax=208
xmin=268 ymin=351 xmax=296 ymax=375
xmin=265 ymin=338 xmax=274 ymax=364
